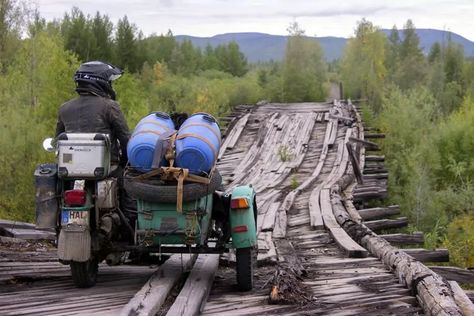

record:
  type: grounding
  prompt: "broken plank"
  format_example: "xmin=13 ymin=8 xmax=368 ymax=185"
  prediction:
xmin=349 ymin=136 xmax=379 ymax=149
xmin=328 ymin=227 xmax=368 ymax=258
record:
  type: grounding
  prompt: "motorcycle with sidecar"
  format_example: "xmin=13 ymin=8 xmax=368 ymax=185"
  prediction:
xmin=36 ymin=130 xmax=257 ymax=291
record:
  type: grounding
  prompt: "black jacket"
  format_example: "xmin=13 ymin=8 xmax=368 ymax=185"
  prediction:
xmin=55 ymin=94 xmax=130 ymax=165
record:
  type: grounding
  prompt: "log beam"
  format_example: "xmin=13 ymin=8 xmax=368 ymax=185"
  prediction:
xmin=365 ymin=155 xmax=385 ymax=162
xmin=403 ymin=248 xmax=449 ymax=263
xmin=364 ymin=217 xmax=408 ymax=231
xmin=379 ymin=232 xmax=424 ymax=246
xmin=365 ymin=133 xmax=386 ymax=139
xmin=358 ymin=205 xmax=400 ymax=221
xmin=428 ymin=266 xmax=474 ymax=284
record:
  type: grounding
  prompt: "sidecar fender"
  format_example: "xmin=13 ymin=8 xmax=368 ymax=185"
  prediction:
xmin=229 ymin=186 xmax=257 ymax=249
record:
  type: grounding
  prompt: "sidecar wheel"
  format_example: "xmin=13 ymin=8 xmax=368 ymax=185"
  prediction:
xmin=70 ymin=259 xmax=98 ymax=288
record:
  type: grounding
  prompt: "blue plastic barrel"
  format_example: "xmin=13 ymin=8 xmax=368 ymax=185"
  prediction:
xmin=175 ymin=113 xmax=221 ymax=175
xmin=127 ymin=112 xmax=176 ymax=172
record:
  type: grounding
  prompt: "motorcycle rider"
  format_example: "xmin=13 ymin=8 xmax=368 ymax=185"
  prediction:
xmin=55 ymin=61 xmax=134 ymax=241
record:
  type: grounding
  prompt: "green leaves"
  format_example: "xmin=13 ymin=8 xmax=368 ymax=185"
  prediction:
xmin=341 ymin=19 xmax=386 ymax=112
xmin=282 ymin=22 xmax=327 ymax=102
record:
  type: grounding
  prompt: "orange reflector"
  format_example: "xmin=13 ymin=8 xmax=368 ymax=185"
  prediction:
xmin=230 ymin=197 xmax=250 ymax=209
xmin=233 ymin=225 xmax=248 ymax=233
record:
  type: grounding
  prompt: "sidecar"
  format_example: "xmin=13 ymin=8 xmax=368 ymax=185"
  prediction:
xmin=124 ymin=170 xmax=257 ymax=291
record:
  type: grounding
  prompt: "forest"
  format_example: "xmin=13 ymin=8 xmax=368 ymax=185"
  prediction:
xmin=0 ymin=1 xmax=472 ymax=268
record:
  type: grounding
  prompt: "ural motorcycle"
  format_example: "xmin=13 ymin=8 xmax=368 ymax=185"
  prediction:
xmin=38 ymin=133 xmax=132 ymax=287
xmin=37 ymin=129 xmax=258 ymax=291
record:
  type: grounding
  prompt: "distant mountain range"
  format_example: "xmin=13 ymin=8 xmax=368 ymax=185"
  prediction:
xmin=176 ymin=29 xmax=474 ymax=62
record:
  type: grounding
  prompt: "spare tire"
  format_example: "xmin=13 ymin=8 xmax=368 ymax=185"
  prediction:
xmin=123 ymin=169 xmax=222 ymax=203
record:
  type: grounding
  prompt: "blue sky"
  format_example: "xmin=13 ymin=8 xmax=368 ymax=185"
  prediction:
xmin=37 ymin=0 xmax=474 ymax=40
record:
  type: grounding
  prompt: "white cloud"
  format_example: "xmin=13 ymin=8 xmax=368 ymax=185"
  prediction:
xmin=35 ymin=0 xmax=474 ymax=40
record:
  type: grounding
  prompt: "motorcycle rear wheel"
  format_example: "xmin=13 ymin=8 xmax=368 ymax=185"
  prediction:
xmin=70 ymin=259 xmax=98 ymax=288
xmin=236 ymin=247 xmax=255 ymax=291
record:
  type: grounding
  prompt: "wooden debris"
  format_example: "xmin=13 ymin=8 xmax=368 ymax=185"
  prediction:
xmin=269 ymin=240 xmax=312 ymax=306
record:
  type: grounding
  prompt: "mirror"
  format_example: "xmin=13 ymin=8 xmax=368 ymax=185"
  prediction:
xmin=42 ymin=138 xmax=55 ymax=152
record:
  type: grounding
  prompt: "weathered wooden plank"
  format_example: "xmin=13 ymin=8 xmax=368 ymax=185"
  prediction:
xmin=364 ymin=133 xmax=385 ymax=139
xmin=346 ymin=143 xmax=363 ymax=185
xmin=0 ymin=219 xmax=36 ymax=230
xmin=0 ymin=227 xmax=55 ymax=240
xmin=120 ymin=254 xmax=196 ymax=316
xmin=260 ymin=202 xmax=280 ymax=232
xmin=380 ymin=232 xmax=424 ymax=246
xmin=428 ymin=266 xmax=474 ymax=284
xmin=167 ymin=254 xmax=219 ymax=316
xmin=364 ymin=217 xmax=408 ymax=232
xmin=357 ymin=205 xmax=400 ymax=221
xmin=348 ymin=136 xmax=379 ymax=150
xmin=402 ymin=248 xmax=449 ymax=263
xmin=365 ymin=155 xmax=385 ymax=162
xmin=272 ymin=207 xmax=287 ymax=239
xmin=448 ymin=281 xmax=474 ymax=316
xmin=362 ymin=173 xmax=388 ymax=180
xmin=320 ymin=189 xmax=339 ymax=229
xmin=328 ymin=227 xmax=368 ymax=258
xmin=466 ymin=291 xmax=474 ymax=303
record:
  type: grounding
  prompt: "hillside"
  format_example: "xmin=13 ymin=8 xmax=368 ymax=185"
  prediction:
xmin=176 ymin=29 xmax=474 ymax=62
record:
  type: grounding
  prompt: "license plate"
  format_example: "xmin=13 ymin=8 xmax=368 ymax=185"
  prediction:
xmin=62 ymin=210 xmax=89 ymax=226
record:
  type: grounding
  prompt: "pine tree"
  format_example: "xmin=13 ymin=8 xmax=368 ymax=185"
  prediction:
xmin=114 ymin=15 xmax=138 ymax=72
xmin=395 ymin=19 xmax=427 ymax=90
xmin=385 ymin=25 xmax=400 ymax=81
xmin=90 ymin=12 xmax=113 ymax=61
xmin=61 ymin=7 xmax=93 ymax=61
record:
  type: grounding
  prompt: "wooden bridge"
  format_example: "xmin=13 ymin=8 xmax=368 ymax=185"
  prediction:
xmin=1 ymin=100 xmax=473 ymax=315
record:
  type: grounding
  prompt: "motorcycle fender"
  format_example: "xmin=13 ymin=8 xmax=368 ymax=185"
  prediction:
xmin=229 ymin=186 xmax=257 ymax=249
xmin=58 ymin=226 xmax=91 ymax=262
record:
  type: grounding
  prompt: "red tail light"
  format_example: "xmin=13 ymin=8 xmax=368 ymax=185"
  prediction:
xmin=233 ymin=225 xmax=248 ymax=233
xmin=231 ymin=197 xmax=250 ymax=209
xmin=64 ymin=190 xmax=87 ymax=206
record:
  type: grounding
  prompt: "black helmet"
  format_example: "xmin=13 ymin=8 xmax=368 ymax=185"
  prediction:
xmin=74 ymin=61 xmax=123 ymax=100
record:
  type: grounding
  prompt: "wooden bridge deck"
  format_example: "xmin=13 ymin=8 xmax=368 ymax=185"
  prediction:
xmin=0 ymin=101 xmax=472 ymax=315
